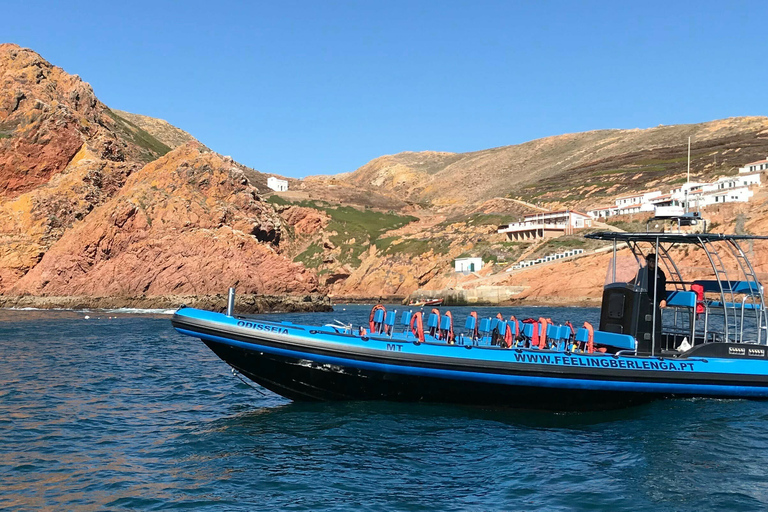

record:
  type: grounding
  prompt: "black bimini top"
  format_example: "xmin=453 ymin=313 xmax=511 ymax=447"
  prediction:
xmin=586 ymin=232 xmax=768 ymax=244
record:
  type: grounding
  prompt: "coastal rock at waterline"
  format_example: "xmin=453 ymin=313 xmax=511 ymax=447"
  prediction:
xmin=0 ymin=293 xmax=332 ymax=314
xmin=9 ymin=143 xmax=319 ymax=296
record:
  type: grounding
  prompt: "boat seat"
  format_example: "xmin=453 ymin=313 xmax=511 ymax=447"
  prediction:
xmin=575 ymin=327 xmax=590 ymax=343
xmin=479 ymin=318 xmax=492 ymax=334
xmin=401 ymin=310 xmax=412 ymax=326
xmin=693 ymin=280 xmax=762 ymax=295
xmin=522 ymin=322 xmax=535 ymax=338
xmin=373 ymin=309 xmax=385 ymax=323
xmin=427 ymin=313 xmax=439 ymax=329
xmin=593 ymin=330 xmax=636 ymax=351
xmin=384 ymin=311 xmax=396 ymax=327
xmin=464 ymin=315 xmax=476 ymax=330
xmin=440 ymin=316 xmax=452 ymax=331
xmin=666 ymin=290 xmax=696 ymax=308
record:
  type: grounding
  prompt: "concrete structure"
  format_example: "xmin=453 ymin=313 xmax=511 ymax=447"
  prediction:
xmin=267 ymin=176 xmax=288 ymax=192
xmin=455 ymin=257 xmax=484 ymax=273
xmin=497 ymin=210 xmax=592 ymax=242
xmin=739 ymin=157 xmax=768 ymax=174
xmin=508 ymin=249 xmax=585 ymax=271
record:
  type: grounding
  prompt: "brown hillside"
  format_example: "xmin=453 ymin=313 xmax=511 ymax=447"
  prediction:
xmin=112 ymin=110 xmax=197 ymax=149
xmin=320 ymin=118 xmax=768 ymax=211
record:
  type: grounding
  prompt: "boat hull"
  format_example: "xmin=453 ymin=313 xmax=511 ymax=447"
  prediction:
xmin=172 ymin=308 xmax=768 ymax=411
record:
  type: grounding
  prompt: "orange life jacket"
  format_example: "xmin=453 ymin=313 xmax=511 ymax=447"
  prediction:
xmin=410 ymin=311 xmax=425 ymax=344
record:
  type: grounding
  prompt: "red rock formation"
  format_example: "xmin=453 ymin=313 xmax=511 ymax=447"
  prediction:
xmin=10 ymin=143 xmax=318 ymax=296
xmin=280 ymin=205 xmax=330 ymax=236
xmin=0 ymin=44 xmax=173 ymax=290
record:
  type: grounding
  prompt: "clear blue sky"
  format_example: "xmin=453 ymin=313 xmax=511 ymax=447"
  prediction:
xmin=6 ymin=1 xmax=767 ymax=177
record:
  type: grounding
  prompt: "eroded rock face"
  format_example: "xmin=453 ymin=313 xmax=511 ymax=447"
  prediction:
xmin=10 ymin=144 xmax=317 ymax=296
xmin=280 ymin=206 xmax=330 ymax=236
xmin=0 ymin=44 xmax=170 ymax=290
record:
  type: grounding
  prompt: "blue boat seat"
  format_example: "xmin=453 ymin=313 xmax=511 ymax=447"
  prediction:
xmin=373 ymin=309 xmax=385 ymax=323
xmin=384 ymin=311 xmax=396 ymax=327
xmin=522 ymin=323 xmax=535 ymax=338
xmin=575 ymin=328 xmax=590 ymax=343
xmin=401 ymin=310 xmax=412 ymax=326
xmin=479 ymin=318 xmax=491 ymax=334
xmin=546 ymin=324 xmax=559 ymax=340
xmin=666 ymin=291 xmax=696 ymax=308
xmin=427 ymin=313 xmax=439 ymax=329
xmin=693 ymin=280 xmax=762 ymax=295
xmin=593 ymin=330 xmax=636 ymax=351
xmin=464 ymin=315 xmax=476 ymax=330
xmin=440 ymin=316 xmax=452 ymax=331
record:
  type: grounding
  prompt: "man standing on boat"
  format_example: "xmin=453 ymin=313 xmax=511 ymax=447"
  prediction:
xmin=645 ymin=254 xmax=667 ymax=308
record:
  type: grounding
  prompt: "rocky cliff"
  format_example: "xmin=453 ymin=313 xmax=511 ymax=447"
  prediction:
xmin=0 ymin=43 xmax=181 ymax=291
xmin=0 ymin=44 xmax=320 ymax=304
xmin=10 ymin=142 xmax=318 ymax=296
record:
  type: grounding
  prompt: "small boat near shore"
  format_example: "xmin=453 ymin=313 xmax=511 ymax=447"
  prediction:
xmin=408 ymin=298 xmax=444 ymax=307
xmin=172 ymin=224 xmax=768 ymax=411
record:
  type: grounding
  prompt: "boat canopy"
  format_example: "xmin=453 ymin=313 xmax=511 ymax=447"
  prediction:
xmin=587 ymin=231 xmax=768 ymax=347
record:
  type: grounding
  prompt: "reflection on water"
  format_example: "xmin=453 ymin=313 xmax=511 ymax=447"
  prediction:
xmin=1 ymin=307 xmax=768 ymax=511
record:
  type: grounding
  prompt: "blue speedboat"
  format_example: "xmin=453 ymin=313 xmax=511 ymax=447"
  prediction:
xmin=172 ymin=228 xmax=768 ymax=411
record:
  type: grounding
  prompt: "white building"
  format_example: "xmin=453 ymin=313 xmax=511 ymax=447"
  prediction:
xmin=455 ymin=257 xmax=483 ymax=273
xmin=267 ymin=176 xmax=288 ymax=192
xmin=497 ymin=210 xmax=592 ymax=242
xmin=739 ymin=157 xmax=768 ymax=174
xmin=614 ymin=191 xmax=662 ymax=209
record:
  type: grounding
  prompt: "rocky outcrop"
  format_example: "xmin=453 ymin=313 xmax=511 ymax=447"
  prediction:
xmin=8 ymin=143 xmax=319 ymax=297
xmin=0 ymin=43 xmax=173 ymax=290
xmin=279 ymin=205 xmax=330 ymax=236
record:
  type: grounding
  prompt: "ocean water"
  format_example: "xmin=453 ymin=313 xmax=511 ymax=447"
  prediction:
xmin=2 ymin=305 xmax=768 ymax=511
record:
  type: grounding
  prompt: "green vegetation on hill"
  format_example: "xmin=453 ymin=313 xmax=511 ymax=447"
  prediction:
xmin=276 ymin=197 xmax=418 ymax=268
xmin=106 ymin=109 xmax=172 ymax=161
xmin=374 ymin=236 xmax=452 ymax=257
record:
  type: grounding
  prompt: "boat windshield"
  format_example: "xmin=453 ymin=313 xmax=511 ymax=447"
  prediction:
xmin=605 ymin=255 xmax=649 ymax=291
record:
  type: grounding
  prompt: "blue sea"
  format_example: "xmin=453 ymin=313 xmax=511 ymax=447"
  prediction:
xmin=2 ymin=305 xmax=768 ymax=511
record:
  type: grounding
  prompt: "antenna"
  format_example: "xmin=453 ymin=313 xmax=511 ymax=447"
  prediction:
xmin=686 ymin=136 xmax=691 ymax=213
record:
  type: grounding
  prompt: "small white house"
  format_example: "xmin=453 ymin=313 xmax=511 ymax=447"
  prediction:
xmin=267 ymin=176 xmax=288 ymax=192
xmin=455 ymin=257 xmax=483 ymax=273
xmin=739 ymin=157 xmax=768 ymax=174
